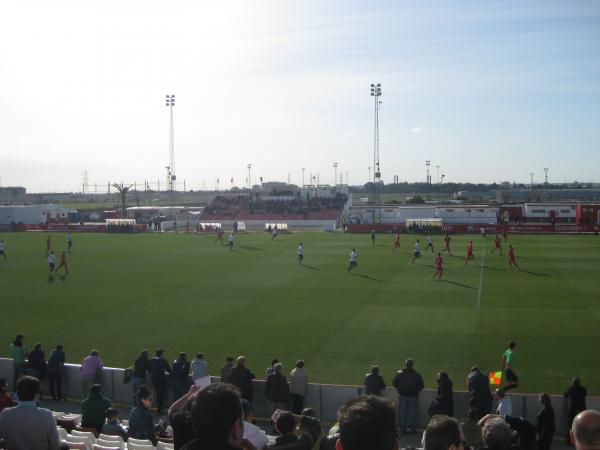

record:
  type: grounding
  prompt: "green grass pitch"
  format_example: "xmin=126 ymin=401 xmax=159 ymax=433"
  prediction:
xmin=1 ymin=231 xmax=599 ymax=395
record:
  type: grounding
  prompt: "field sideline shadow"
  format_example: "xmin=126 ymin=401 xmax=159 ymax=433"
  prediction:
xmin=439 ymin=279 xmax=477 ymax=290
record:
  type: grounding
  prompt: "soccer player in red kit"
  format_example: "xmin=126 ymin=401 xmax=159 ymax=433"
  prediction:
xmin=55 ymin=251 xmax=69 ymax=274
xmin=392 ymin=232 xmax=401 ymax=252
xmin=441 ymin=234 xmax=452 ymax=255
xmin=433 ymin=253 xmax=444 ymax=280
xmin=508 ymin=245 xmax=519 ymax=270
xmin=491 ymin=235 xmax=502 ymax=254
xmin=465 ymin=241 xmax=475 ymax=265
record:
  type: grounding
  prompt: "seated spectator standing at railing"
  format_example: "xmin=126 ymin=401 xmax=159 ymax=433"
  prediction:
xmin=229 ymin=356 xmax=255 ymax=404
xmin=181 ymin=383 xmax=248 ymax=450
xmin=27 ymin=343 xmax=47 ymax=382
xmin=169 ymin=385 xmax=200 ymax=450
xmin=191 ymin=353 xmax=207 ymax=384
xmin=0 ymin=375 xmax=68 ymax=450
xmin=269 ymin=411 xmax=312 ymax=450
xmin=467 ymin=366 xmax=493 ymax=419
xmin=132 ymin=349 xmax=150 ymax=406
xmin=536 ymin=394 xmax=555 ymax=450
xmin=392 ymin=358 xmax=424 ymax=435
xmin=422 ymin=415 xmax=465 ymax=450
xmin=289 ymin=360 xmax=308 ymax=415
xmin=336 ymin=395 xmax=398 ymax=450
xmin=265 ymin=363 xmax=290 ymax=413
xmin=150 ymin=348 xmax=171 ymax=415
xmin=129 ymin=386 xmax=160 ymax=445
xmin=47 ymin=344 xmax=65 ymax=401
xmin=80 ymin=349 xmax=104 ymax=398
xmin=81 ymin=383 xmax=112 ymax=434
xmin=220 ymin=356 xmax=235 ymax=383
xmin=564 ymin=377 xmax=588 ymax=444
xmin=9 ymin=334 xmax=28 ymax=392
xmin=102 ymin=407 xmax=128 ymax=440
xmin=364 ymin=366 xmax=386 ymax=396
xmin=172 ymin=352 xmax=191 ymax=402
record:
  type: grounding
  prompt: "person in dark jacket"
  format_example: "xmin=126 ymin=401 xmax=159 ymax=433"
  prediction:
xmin=27 ymin=343 xmax=46 ymax=380
xmin=149 ymin=348 xmax=171 ymax=415
xmin=47 ymin=344 xmax=65 ymax=401
xmin=564 ymin=377 xmax=587 ymax=445
xmin=171 ymin=352 xmax=191 ymax=402
xmin=467 ymin=366 xmax=493 ymax=419
xmin=132 ymin=349 xmax=150 ymax=406
xmin=229 ymin=356 xmax=255 ymax=403
xmin=220 ymin=356 xmax=235 ymax=383
xmin=478 ymin=414 xmax=537 ymax=450
xmin=364 ymin=366 xmax=386 ymax=396
xmin=536 ymin=393 xmax=555 ymax=450
xmin=430 ymin=371 xmax=454 ymax=417
xmin=265 ymin=363 xmax=290 ymax=412
xmin=129 ymin=386 xmax=159 ymax=445
xmin=81 ymin=384 xmax=112 ymax=434
xmin=269 ymin=411 xmax=312 ymax=450
xmin=392 ymin=358 xmax=424 ymax=435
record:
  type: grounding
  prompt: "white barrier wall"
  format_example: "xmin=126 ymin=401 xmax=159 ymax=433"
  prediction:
xmin=1 ymin=358 xmax=597 ymax=432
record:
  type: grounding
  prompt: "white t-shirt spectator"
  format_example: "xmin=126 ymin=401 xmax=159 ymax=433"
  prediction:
xmin=497 ymin=396 xmax=513 ymax=416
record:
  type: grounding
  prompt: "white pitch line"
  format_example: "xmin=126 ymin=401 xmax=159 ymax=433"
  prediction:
xmin=477 ymin=244 xmax=486 ymax=310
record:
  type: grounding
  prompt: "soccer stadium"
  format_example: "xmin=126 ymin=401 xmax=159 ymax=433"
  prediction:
xmin=1 ymin=2 xmax=599 ymax=450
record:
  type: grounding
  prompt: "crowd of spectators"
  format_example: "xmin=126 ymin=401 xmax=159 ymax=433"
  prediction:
xmin=0 ymin=335 xmax=597 ymax=450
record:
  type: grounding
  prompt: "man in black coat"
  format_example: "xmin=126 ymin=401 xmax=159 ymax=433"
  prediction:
xmin=364 ymin=366 xmax=386 ymax=396
xmin=467 ymin=366 xmax=493 ymax=418
xmin=564 ymin=377 xmax=587 ymax=444
xmin=392 ymin=358 xmax=424 ymax=435
xmin=149 ymin=348 xmax=171 ymax=415
xmin=229 ymin=356 xmax=255 ymax=403
xmin=265 ymin=363 xmax=290 ymax=411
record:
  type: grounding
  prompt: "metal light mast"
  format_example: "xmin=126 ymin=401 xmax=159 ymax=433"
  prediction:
xmin=544 ymin=168 xmax=549 ymax=184
xmin=301 ymin=168 xmax=305 ymax=187
xmin=165 ymin=94 xmax=176 ymax=191
xmin=333 ymin=162 xmax=338 ymax=187
xmin=247 ymin=164 xmax=252 ymax=190
xmin=426 ymin=161 xmax=431 ymax=184
xmin=370 ymin=83 xmax=382 ymax=222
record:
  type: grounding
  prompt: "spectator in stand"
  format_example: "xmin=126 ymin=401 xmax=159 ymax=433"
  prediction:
xmin=392 ymin=358 xmax=424 ymax=435
xmin=461 ymin=408 xmax=483 ymax=450
xmin=478 ymin=414 xmax=537 ymax=450
xmin=289 ymin=360 xmax=308 ymax=414
xmin=565 ymin=377 xmax=588 ymax=444
xmin=229 ymin=356 xmax=255 ymax=403
xmin=80 ymin=349 xmax=104 ymax=398
xmin=422 ymin=415 xmax=465 ymax=450
xmin=81 ymin=383 xmax=112 ymax=434
xmin=149 ymin=348 xmax=171 ymax=415
xmin=181 ymin=383 xmax=249 ymax=450
xmin=430 ymin=372 xmax=454 ymax=417
xmin=0 ymin=380 xmax=14 ymax=413
xmin=364 ymin=365 xmax=386 ymax=396
xmin=570 ymin=410 xmax=600 ymax=450
xmin=169 ymin=385 xmax=200 ymax=450
xmin=0 ymin=375 xmax=68 ymax=450
xmin=496 ymin=389 xmax=512 ymax=416
xmin=269 ymin=411 xmax=312 ymax=450
xmin=536 ymin=394 xmax=555 ymax=450
xmin=265 ymin=362 xmax=290 ymax=412
xmin=191 ymin=353 xmax=207 ymax=383
xmin=266 ymin=359 xmax=279 ymax=377
xmin=27 ymin=343 xmax=47 ymax=382
xmin=220 ymin=356 xmax=235 ymax=383
xmin=171 ymin=352 xmax=191 ymax=401
xmin=129 ymin=386 xmax=159 ymax=444
xmin=132 ymin=349 xmax=150 ymax=406
xmin=46 ymin=344 xmax=65 ymax=401
xmin=336 ymin=395 xmax=398 ymax=450
xmin=102 ymin=407 xmax=128 ymax=440
xmin=467 ymin=366 xmax=493 ymax=418
xmin=241 ymin=399 xmax=268 ymax=450
xmin=9 ymin=334 xmax=28 ymax=391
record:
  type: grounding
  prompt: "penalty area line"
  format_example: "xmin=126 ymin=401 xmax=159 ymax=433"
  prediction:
xmin=477 ymin=244 xmax=486 ymax=310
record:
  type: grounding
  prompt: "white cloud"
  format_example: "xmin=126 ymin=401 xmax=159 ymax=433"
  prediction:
xmin=411 ymin=126 xmax=425 ymax=134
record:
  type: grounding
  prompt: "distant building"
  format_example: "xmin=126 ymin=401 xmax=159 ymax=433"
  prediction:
xmin=0 ymin=205 xmax=70 ymax=224
xmin=0 ymin=187 xmax=26 ymax=204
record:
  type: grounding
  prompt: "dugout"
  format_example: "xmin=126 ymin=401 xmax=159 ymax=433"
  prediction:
xmin=265 ymin=223 xmax=289 ymax=232
xmin=405 ymin=218 xmax=442 ymax=233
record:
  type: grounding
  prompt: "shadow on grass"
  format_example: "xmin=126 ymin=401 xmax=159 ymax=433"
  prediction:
xmin=59 ymin=273 xmax=69 ymax=282
xmin=439 ymin=279 xmax=477 ymax=290
xmin=300 ymin=264 xmax=320 ymax=271
xmin=482 ymin=265 xmax=505 ymax=272
xmin=238 ymin=245 xmax=264 ymax=252
xmin=519 ymin=269 xmax=550 ymax=277
xmin=354 ymin=274 xmax=383 ymax=282
xmin=47 ymin=274 xmax=55 ymax=283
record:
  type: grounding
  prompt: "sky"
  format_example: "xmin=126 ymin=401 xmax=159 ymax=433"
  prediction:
xmin=1 ymin=0 xmax=599 ymax=192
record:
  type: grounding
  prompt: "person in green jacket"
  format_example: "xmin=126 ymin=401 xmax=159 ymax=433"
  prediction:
xmin=9 ymin=334 xmax=28 ymax=391
xmin=81 ymin=384 xmax=111 ymax=434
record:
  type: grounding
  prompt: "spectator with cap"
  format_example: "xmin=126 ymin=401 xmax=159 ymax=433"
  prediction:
xmin=241 ymin=399 xmax=268 ymax=450
xmin=422 ymin=415 xmax=465 ymax=450
xmin=336 ymin=395 xmax=398 ymax=450
xmin=229 ymin=356 xmax=255 ymax=403
xmin=536 ymin=393 xmax=555 ymax=450
xmin=80 ymin=349 xmax=104 ymax=398
xmin=392 ymin=357 xmax=424 ymax=435
xmin=364 ymin=366 xmax=386 ymax=396
xmin=81 ymin=383 xmax=112 ymax=434
xmin=266 ymin=363 xmax=290 ymax=412
xmin=565 ymin=377 xmax=588 ymax=445
xmin=570 ymin=410 xmax=600 ymax=450
xmin=0 ymin=375 xmax=68 ymax=450
xmin=289 ymin=360 xmax=308 ymax=414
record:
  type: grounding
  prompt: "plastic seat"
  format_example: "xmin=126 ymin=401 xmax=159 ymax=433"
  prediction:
xmin=95 ymin=446 xmax=123 ymax=450
xmin=52 ymin=411 xmax=66 ymax=418
xmin=127 ymin=437 xmax=153 ymax=445
xmin=72 ymin=429 xmax=98 ymax=441
xmin=65 ymin=435 xmax=92 ymax=450
xmin=99 ymin=434 xmax=125 ymax=442
xmin=157 ymin=442 xmax=174 ymax=450
xmin=127 ymin=443 xmax=155 ymax=450
xmin=57 ymin=426 xmax=68 ymax=440
xmin=97 ymin=438 xmax=124 ymax=449
xmin=68 ymin=443 xmax=88 ymax=450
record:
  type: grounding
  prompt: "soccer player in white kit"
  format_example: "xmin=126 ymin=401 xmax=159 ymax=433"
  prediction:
xmin=425 ymin=235 xmax=434 ymax=252
xmin=348 ymin=248 xmax=358 ymax=272
xmin=0 ymin=240 xmax=6 ymax=261
xmin=412 ymin=240 xmax=421 ymax=263
xmin=67 ymin=232 xmax=73 ymax=254
xmin=48 ymin=250 xmax=56 ymax=272
xmin=296 ymin=243 xmax=304 ymax=264
xmin=228 ymin=234 xmax=235 ymax=250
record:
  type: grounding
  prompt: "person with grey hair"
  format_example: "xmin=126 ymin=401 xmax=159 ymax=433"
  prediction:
xmin=481 ymin=417 xmax=514 ymax=450
xmin=229 ymin=356 xmax=255 ymax=403
xmin=478 ymin=414 xmax=537 ymax=450
xmin=570 ymin=410 xmax=600 ymax=450
xmin=265 ymin=362 xmax=290 ymax=412
xmin=392 ymin=358 xmax=424 ymax=435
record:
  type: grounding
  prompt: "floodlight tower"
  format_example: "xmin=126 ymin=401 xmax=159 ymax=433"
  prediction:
xmin=333 ymin=162 xmax=338 ymax=187
xmin=426 ymin=161 xmax=431 ymax=184
xmin=530 ymin=171 xmax=534 ymax=188
xmin=368 ymin=166 xmax=371 ymax=183
xmin=247 ymin=164 xmax=252 ymax=190
xmin=370 ymin=83 xmax=382 ymax=222
xmin=301 ymin=168 xmax=305 ymax=187
xmin=544 ymin=168 xmax=549 ymax=184
xmin=165 ymin=94 xmax=176 ymax=191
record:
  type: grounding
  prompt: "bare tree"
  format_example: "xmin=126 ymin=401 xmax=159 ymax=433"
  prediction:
xmin=112 ymin=182 xmax=133 ymax=217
